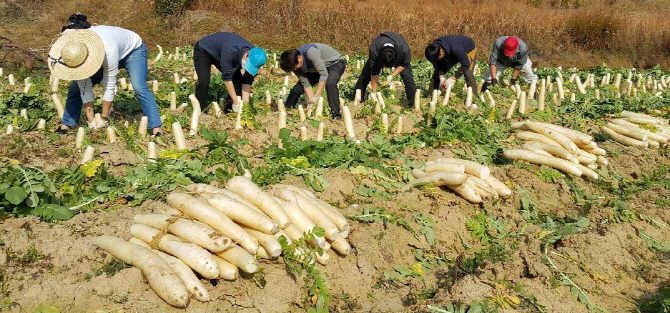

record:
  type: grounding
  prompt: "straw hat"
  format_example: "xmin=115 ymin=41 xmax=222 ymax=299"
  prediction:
xmin=47 ymin=29 xmax=105 ymax=80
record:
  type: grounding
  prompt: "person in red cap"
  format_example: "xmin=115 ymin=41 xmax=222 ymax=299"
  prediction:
xmin=481 ymin=36 xmax=537 ymax=92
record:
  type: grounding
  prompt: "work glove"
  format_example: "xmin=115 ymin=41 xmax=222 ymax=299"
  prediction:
xmin=387 ymin=75 xmax=393 ymax=86
xmin=510 ymin=78 xmax=517 ymax=85
xmin=491 ymin=78 xmax=499 ymax=86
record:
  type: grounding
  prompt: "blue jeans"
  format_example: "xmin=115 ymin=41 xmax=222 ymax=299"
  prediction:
xmin=61 ymin=43 xmax=162 ymax=129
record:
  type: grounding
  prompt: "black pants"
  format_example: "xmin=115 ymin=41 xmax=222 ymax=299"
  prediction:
xmin=354 ymin=60 xmax=417 ymax=106
xmin=286 ymin=61 xmax=346 ymax=117
xmin=193 ymin=43 xmax=253 ymax=112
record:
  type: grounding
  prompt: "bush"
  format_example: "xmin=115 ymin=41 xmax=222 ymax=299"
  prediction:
xmin=566 ymin=11 xmax=621 ymax=51
xmin=155 ymin=0 xmax=190 ymax=16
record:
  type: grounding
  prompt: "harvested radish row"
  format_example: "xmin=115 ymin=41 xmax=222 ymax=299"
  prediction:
xmin=93 ymin=236 xmax=190 ymax=308
xmin=93 ymin=178 xmax=352 ymax=307
xmin=402 ymin=158 xmax=511 ymax=203
xmin=603 ymin=113 xmax=670 ymax=148
xmin=509 ymin=120 xmax=608 ymax=178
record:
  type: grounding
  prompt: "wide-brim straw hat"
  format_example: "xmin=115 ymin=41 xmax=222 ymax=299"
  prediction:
xmin=47 ymin=29 xmax=105 ymax=81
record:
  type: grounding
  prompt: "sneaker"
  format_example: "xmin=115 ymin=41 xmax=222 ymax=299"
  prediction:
xmin=332 ymin=114 xmax=343 ymax=120
xmin=98 ymin=116 xmax=110 ymax=128
xmin=87 ymin=120 xmax=100 ymax=129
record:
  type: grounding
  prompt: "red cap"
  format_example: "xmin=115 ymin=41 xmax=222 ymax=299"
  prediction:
xmin=504 ymin=37 xmax=519 ymax=57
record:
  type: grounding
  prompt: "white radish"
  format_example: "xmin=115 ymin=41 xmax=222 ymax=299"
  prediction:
xmin=524 ymin=121 xmax=579 ymax=153
xmin=606 ymin=123 xmax=648 ymax=142
xmin=129 ymin=238 xmax=210 ymax=302
xmin=601 ymin=126 xmax=648 ymax=148
xmin=198 ymin=192 xmax=279 ymax=234
xmin=401 ymin=172 xmax=468 ymax=192
xmin=133 ymin=214 xmax=233 ymax=252
xmin=505 ymin=100 xmax=518 ymax=119
xmin=106 ymin=127 xmax=116 ymax=143
xmin=130 ymin=224 xmax=220 ymax=279
xmin=273 ymin=195 xmax=323 ymax=247
xmin=172 ymin=122 xmax=187 ymax=150
xmin=213 ymin=255 xmax=239 ymax=280
xmin=435 ymin=158 xmax=490 ymax=179
xmin=226 ymin=176 xmax=290 ymax=229
xmin=277 ymin=189 xmax=340 ymax=241
xmin=94 ymin=236 xmax=189 ymax=307
xmin=167 ymin=193 xmax=259 ymax=254
xmin=138 ymin=116 xmax=148 ymax=138
xmin=484 ymin=175 xmax=512 ymax=198
xmin=424 ymin=162 xmax=466 ymax=174
xmin=81 ymin=146 xmax=95 ymax=164
xmin=503 ymin=149 xmax=583 ymax=176
xmin=515 ymin=131 xmax=560 ymax=146
xmin=215 ymin=246 xmax=258 ymax=274
xmin=343 ymin=106 xmax=356 ymax=139
xmin=75 ymin=127 xmax=85 ymax=149
xmin=242 ymin=227 xmax=282 ymax=257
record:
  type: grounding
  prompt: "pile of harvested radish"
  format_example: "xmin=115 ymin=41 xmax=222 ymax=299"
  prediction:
xmin=602 ymin=111 xmax=669 ymax=149
xmin=93 ymin=176 xmax=351 ymax=307
xmin=401 ymin=158 xmax=512 ymax=204
xmin=504 ymin=121 xmax=606 ymax=180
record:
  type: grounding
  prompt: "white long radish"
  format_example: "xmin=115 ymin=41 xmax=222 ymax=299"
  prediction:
xmin=129 ymin=238 xmax=210 ymax=302
xmin=522 ymin=141 xmax=575 ymax=161
xmin=330 ymin=237 xmax=351 ymax=256
xmin=94 ymin=236 xmax=190 ymax=307
xmin=130 ymin=224 xmax=220 ymax=279
xmin=515 ymin=131 xmax=560 ymax=146
xmin=167 ymin=193 xmax=259 ymax=254
xmin=449 ymin=180 xmax=483 ymax=203
xmin=583 ymin=146 xmax=607 ymax=156
xmin=484 ymin=175 xmax=512 ymax=198
xmin=226 ymin=176 xmax=290 ymax=229
xmin=606 ymin=123 xmax=648 ymax=142
xmin=216 ymin=246 xmax=258 ymax=274
xmin=621 ymin=111 xmax=666 ymax=124
xmin=198 ymin=192 xmax=279 ymax=234
xmin=516 ymin=122 xmax=594 ymax=146
xmin=525 ymin=121 xmax=579 ymax=153
xmin=601 ymin=126 xmax=648 ymax=148
xmin=423 ymin=162 xmax=466 ymax=174
xmin=626 ymin=116 xmax=665 ymax=126
xmin=277 ymin=190 xmax=340 ymax=241
xmin=575 ymin=163 xmax=599 ymax=180
xmin=468 ymin=176 xmax=498 ymax=200
xmin=133 ymin=214 xmax=233 ymax=252
xmin=610 ymin=120 xmax=669 ymax=144
xmin=503 ymin=149 xmax=583 ymax=176
xmin=401 ymin=172 xmax=468 ymax=192
xmin=212 ymin=255 xmax=239 ymax=281
xmin=242 ymin=227 xmax=282 ymax=258
xmin=276 ymin=186 xmax=350 ymax=238
xmin=435 ymin=158 xmax=490 ymax=179
xmin=273 ymin=195 xmax=323 ymax=247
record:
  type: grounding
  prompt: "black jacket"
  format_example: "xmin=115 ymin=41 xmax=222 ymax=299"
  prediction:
xmin=368 ymin=32 xmax=411 ymax=76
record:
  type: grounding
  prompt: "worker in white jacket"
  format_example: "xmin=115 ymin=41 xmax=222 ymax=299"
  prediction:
xmin=482 ymin=36 xmax=538 ymax=92
xmin=48 ymin=17 xmax=162 ymax=135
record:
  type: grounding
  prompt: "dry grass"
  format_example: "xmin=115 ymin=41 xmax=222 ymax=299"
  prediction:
xmin=1 ymin=0 xmax=669 ymax=69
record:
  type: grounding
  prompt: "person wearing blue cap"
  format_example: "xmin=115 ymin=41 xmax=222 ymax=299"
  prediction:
xmin=193 ymin=32 xmax=266 ymax=112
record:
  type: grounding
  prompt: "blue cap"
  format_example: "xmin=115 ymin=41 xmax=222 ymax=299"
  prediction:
xmin=245 ymin=47 xmax=266 ymax=76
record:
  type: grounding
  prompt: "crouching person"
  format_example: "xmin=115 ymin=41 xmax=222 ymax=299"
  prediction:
xmin=482 ymin=36 xmax=537 ymax=92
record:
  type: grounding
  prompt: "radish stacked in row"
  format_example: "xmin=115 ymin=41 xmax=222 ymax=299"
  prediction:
xmin=505 ymin=121 xmax=607 ymax=179
xmin=93 ymin=176 xmax=351 ymax=307
xmin=602 ymin=111 xmax=670 ymax=149
xmin=401 ymin=158 xmax=512 ymax=204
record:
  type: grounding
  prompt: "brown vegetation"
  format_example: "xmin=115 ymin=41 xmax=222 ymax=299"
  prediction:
xmin=1 ymin=0 xmax=669 ymax=69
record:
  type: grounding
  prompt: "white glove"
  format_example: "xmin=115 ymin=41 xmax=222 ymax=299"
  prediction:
xmin=446 ymin=77 xmax=456 ymax=89
xmin=439 ymin=76 xmax=446 ymax=89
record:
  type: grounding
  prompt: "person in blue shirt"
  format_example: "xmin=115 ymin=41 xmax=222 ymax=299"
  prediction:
xmin=193 ymin=32 xmax=266 ymax=112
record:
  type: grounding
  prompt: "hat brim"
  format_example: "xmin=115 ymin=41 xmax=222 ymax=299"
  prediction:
xmin=48 ymin=29 xmax=105 ymax=81
xmin=245 ymin=63 xmax=260 ymax=76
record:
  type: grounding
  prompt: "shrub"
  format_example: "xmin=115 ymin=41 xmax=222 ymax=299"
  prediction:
xmin=155 ymin=0 xmax=190 ymax=16
xmin=566 ymin=10 xmax=621 ymax=51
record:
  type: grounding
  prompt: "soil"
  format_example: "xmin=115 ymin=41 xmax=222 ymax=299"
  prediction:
xmin=2 ymin=119 xmax=670 ymax=313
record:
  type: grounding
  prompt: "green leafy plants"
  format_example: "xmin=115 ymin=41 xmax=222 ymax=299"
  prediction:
xmin=278 ymin=228 xmax=329 ymax=313
xmin=347 ymin=207 xmax=418 ymax=239
xmin=0 ymin=163 xmax=71 ymax=220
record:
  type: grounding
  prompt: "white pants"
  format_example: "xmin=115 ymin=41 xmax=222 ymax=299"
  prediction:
xmin=484 ymin=58 xmax=537 ymax=83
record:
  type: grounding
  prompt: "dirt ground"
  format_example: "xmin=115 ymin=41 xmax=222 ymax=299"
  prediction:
xmin=2 ymin=118 xmax=670 ymax=313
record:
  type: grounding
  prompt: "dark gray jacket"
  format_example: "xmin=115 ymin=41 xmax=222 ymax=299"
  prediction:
xmin=490 ymin=36 xmax=529 ymax=70
xmin=368 ymin=32 xmax=411 ymax=75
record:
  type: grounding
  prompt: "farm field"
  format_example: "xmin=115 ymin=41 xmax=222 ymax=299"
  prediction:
xmin=1 ymin=47 xmax=670 ymax=313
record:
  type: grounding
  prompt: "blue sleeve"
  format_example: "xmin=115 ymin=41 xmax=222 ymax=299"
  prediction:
xmin=220 ymin=49 xmax=235 ymax=81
